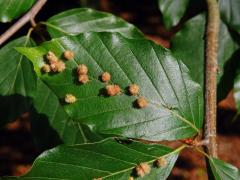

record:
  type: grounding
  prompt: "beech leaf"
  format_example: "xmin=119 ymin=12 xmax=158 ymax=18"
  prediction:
xmin=17 ymin=32 xmax=203 ymax=141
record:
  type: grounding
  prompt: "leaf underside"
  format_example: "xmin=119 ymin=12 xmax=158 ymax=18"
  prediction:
xmin=17 ymin=32 xmax=203 ymax=141
xmin=5 ymin=138 xmax=179 ymax=180
xmin=209 ymin=157 xmax=240 ymax=180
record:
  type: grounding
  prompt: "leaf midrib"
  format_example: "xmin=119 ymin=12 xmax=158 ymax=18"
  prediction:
xmin=8 ymin=36 xmax=31 ymax=95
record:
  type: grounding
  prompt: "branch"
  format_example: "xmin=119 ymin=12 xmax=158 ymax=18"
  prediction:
xmin=0 ymin=0 xmax=47 ymax=46
xmin=204 ymin=0 xmax=220 ymax=158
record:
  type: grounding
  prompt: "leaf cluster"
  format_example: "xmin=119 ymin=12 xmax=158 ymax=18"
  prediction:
xmin=0 ymin=0 xmax=240 ymax=179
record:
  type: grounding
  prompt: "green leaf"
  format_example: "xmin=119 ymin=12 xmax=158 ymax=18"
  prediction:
xmin=234 ymin=75 xmax=240 ymax=110
xmin=17 ymin=32 xmax=203 ymax=141
xmin=0 ymin=0 xmax=35 ymax=23
xmin=30 ymin=79 xmax=102 ymax=150
xmin=158 ymin=0 xmax=240 ymax=32
xmin=171 ymin=14 xmax=239 ymax=100
xmin=209 ymin=157 xmax=240 ymax=180
xmin=233 ymin=53 xmax=240 ymax=112
xmin=0 ymin=37 xmax=36 ymax=96
xmin=158 ymin=0 xmax=189 ymax=29
xmin=219 ymin=0 xmax=240 ymax=33
xmin=45 ymin=8 xmax=144 ymax=39
xmin=6 ymin=138 xmax=181 ymax=179
xmin=0 ymin=36 xmax=36 ymax=125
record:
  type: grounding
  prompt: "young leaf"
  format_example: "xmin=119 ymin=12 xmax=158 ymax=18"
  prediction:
xmin=219 ymin=0 xmax=240 ymax=33
xmin=158 ymin=0 xmax=190 ymax=29
xmin=0 ymin=0 xmax=35 ymax=23
xmin=209 ymin=157 xmax=240 ymax=180
xmin=17 ymin=32 xmax=203 ymax=141
xmin=45 ymin=8 xmax=144 ymax=39
xmin=30 ymin=79 xmax=102 ymax=150
xmin=0 ymin=36 xmax=36 ymax=125
xmin=171 ymin=14 xmax=239 ymax=100
xmin=5 ymin=138 xmax=181 ymax=179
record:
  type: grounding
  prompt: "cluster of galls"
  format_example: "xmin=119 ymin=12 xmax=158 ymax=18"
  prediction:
xmin=131 ymin=157 xmax=167 ymax=179
xmin=83 ymin=66 xmax=147 ymax=108
xmin=77 ymin=64 xmax=89 ymax=84
xmin=129 ymin=85 xmax=148 ymax=109
xmin=41 ymin=50 xmax=74 ymax=73
xmin=105 ymin=82 xmax=148 ymax=108
xmin=42 ymin=50 xmax=149 ymax=108
xmin=41 ymin=50 xmax=78 ymax=104
xmin=103 ymin=79 xmax=147 ymax=109
xmin=65 ymin=69 xmax=148 ymax=107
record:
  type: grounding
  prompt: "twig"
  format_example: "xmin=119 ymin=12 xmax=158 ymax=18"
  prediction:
xmin=0 ymin=0 xmax=47 ymax=46
xmin=204 ymin=0 xmax=220 ymax=158
xmin=195 ymin=139 xmax=209 ymax=147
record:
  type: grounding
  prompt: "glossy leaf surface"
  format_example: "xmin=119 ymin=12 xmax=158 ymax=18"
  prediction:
xmin=46 ymin=8 xmax=144 ymax=39
xmin=158 ymin=0 xmax=189 ymax=29
xmin=17 ymin=32 xmax=203 ymax=141
xmin=0 ymin=0 xmax=35 ymax=22
xmin=220 ymin=0 xmax=240 ymax=33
